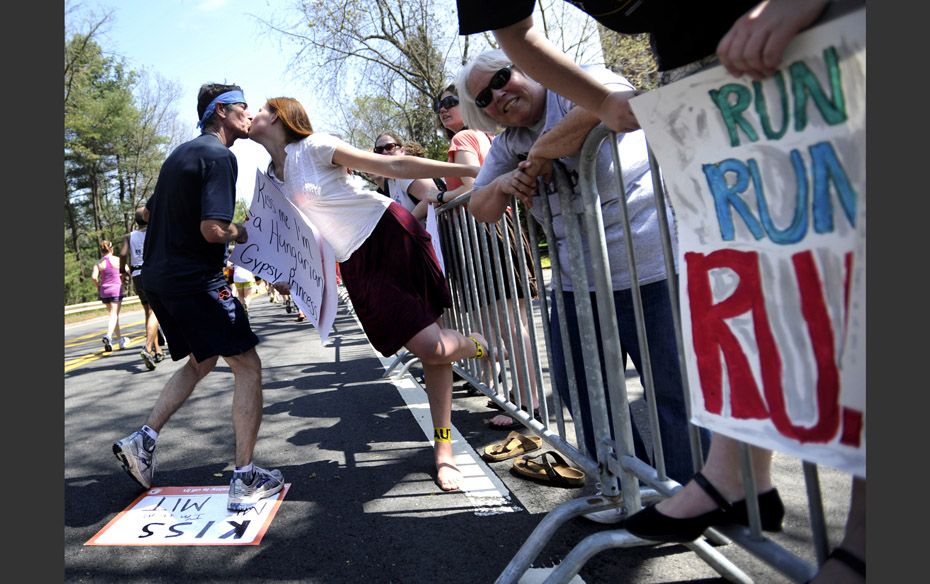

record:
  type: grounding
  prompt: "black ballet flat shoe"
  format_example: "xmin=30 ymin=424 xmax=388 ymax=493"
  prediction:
xmin=624 ymin=501 xmax=726 ymax=543
xmin=624 ymin=471 xmax=732 ymax=543
xmin=728 ymin=487 xmax=785 ymax=532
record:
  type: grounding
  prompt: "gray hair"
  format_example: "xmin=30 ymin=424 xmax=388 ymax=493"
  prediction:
xmin=455 ymin=49 xmax=514 ymax=134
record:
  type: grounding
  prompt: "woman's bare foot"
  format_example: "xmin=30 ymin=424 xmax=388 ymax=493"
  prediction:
xmin=434 ymin=443 xmax=462 ymax=492
xmin=486 ymin=413 xmax=517 ymax=428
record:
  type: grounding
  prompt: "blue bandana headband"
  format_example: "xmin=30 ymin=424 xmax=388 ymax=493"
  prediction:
xmin=197 ymin=90 xmax=246 ymax=128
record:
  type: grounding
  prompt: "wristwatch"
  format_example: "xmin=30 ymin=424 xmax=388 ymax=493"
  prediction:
xmin=436 ymin=190 xmax=446 ymax=204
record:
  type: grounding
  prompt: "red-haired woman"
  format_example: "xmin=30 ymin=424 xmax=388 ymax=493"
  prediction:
xmin=249 ymin=96 xmax=484 ymax=492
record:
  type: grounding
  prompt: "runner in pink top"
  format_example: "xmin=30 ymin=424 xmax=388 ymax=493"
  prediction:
xmin=91 ymin=240 xmax=129 ymax=352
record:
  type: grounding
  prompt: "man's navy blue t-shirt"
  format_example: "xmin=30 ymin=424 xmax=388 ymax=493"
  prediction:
xmin=142 ymin=133 xmax=237 ymax=295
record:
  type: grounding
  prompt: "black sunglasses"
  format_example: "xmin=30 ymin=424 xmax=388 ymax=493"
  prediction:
xmin=474 ymin=66 xmax=513 ymax=109
xmin=433 ymin=95 xmax=459 ymax=112
xmin=373 ymin=142 xmax=401 ymax=154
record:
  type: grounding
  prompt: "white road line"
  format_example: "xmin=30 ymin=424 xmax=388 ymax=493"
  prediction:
xmin=337 ymin=289 xmax=520 ymax=515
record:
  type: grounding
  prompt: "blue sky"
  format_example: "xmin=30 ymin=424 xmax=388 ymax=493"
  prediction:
xmin=74 ymin=0 xmax=336 ymax=205
xmin=70 ymin=0 xmax=603 ymax=206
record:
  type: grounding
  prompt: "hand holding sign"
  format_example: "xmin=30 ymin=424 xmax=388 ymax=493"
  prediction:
xmin=630 ymin=9 xmax=865 ymax=477
xmin=230 ymin=170 xmax=338 ymax=342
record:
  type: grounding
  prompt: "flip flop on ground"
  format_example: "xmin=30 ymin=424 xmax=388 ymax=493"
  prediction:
xmin=511 ymin=451 xmax=586 ymax=488
xmin=482 ymin=431 xmax=542 ymax=462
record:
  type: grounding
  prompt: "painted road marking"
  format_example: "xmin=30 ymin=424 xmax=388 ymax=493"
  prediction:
xmin=337 ymin=290 xmax=518 ymax=514
xmin=64 ymin=319 xmax=145 ymax=372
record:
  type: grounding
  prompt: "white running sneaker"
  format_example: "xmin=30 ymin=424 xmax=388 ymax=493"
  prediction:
xmin=113 ymin=430 xmax=156 ymax=489
xmin=118 ymin=336 xmax=131 ymax=349
xmin=102 ymin=335 xmax=112 ymax=352
xmin=228 ymin=466 xmax=284 ymax=511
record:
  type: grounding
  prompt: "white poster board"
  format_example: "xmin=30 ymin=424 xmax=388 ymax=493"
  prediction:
xmin=426 ymin=204 xmax=446 ymax=274
xmin=630 ymin=9 xmax=865 ymax=477
xmin=231 ymin=170 xmax=338 ymax=341
xmin=85 ymin=485 xmax=289 ymax=546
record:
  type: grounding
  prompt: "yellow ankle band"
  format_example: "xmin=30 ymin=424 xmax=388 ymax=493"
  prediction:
xmin=469 ymin=336 xmax=485 ymax=359
xmin=434 ymin=427 xmax=452 ymax=443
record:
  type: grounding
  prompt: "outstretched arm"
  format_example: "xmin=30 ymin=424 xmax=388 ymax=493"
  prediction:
xmin=332 ymin=141 xmax=478 ymax=181
xmin=492 ymin=16 xmax=640 ymax=133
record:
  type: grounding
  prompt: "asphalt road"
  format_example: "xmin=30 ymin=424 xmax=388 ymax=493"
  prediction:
xmin=64 ymin=293 xmax=854 ymax=583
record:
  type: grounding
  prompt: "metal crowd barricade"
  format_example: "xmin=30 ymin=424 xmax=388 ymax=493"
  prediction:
xmin=432 ymin=124 xmax=836 ymax=583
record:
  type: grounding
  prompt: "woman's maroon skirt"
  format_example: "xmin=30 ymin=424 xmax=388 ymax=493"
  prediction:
xmin=340 ymin=202 xmax=452 ymax=357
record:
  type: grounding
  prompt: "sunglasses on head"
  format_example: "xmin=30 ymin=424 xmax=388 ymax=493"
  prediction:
xmin=474 ymin=65 xmax=513 ymax=109
xmin=433 ymin=95 xmax=459 ymax=112
xmin=373 ymin=142 xmax=401 ymax=154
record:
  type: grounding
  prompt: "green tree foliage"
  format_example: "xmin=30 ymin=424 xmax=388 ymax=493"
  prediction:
xmin=597 ymin=29 xmax=658 ymax=91
xmin=266 ymin=0 xmax=455 ymax=156
xmin=64 ymin=5 xmax=181 ymax=304
xmin=268 ymin=1 xmax=611 ymax=159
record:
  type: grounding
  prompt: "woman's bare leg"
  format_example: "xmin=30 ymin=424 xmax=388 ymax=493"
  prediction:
xmin=106 ymin=301 xmax=121 ymax=339
xmin=405 ymin=322 xmax=487 ymax=491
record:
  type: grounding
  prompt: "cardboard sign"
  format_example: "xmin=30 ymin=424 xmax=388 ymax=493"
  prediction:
xmin=426 ymin=204 xmax=446 ymax=274
xmin=85 ymin=485 xmax=289 ymax=546
xmin=630 ymin=9 xmax=865 ymax=477
xmin=231 ymin=170 xmax=337 ymax=341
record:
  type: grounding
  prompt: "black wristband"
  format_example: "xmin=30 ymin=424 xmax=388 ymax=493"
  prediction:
xmin=436 ymin=190 xmax=446 ymax=204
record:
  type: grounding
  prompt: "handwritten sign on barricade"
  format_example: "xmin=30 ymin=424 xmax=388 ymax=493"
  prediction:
xmin=629 ymin=9 xmax=865 ymax=477
xmin=426 ymin=204 xmax=446 ymax=274
xmin=231 ymin=170 xmax=337 ymax=341
xmin=85 ymin=485 xmax=289 ymax=546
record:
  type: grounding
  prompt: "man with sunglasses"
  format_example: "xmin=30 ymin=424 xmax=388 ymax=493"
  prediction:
xmin=457 ymin=50 xmax=710 ymax=523
xmin=113 ymin=83 xmax=284 ymax=513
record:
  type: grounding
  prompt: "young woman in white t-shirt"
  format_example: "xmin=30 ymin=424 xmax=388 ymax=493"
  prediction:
xmin=248 ymin=96 xmax=487 ymax=492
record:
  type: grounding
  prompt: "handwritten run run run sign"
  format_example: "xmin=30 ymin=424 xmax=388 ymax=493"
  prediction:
xmin=230 ymin=170 xmax=338 ymax=341
xmin=630 ymin=8 xmax=865 ymax=477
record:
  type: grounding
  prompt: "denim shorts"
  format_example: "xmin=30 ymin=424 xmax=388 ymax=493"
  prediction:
xmin=146 ymin=284 xmax=259 ymax=362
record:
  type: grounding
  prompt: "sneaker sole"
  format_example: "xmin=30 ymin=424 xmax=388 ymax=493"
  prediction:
xmin=112 ymin=442 xmax=152 ymax=489
xmin=103 ymin=341 xmax=112 ymax=352
xmin=227 ymin=482 xmax=284 ymax=511
xmin=140 ymin=352 xmax=156 ymax=370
